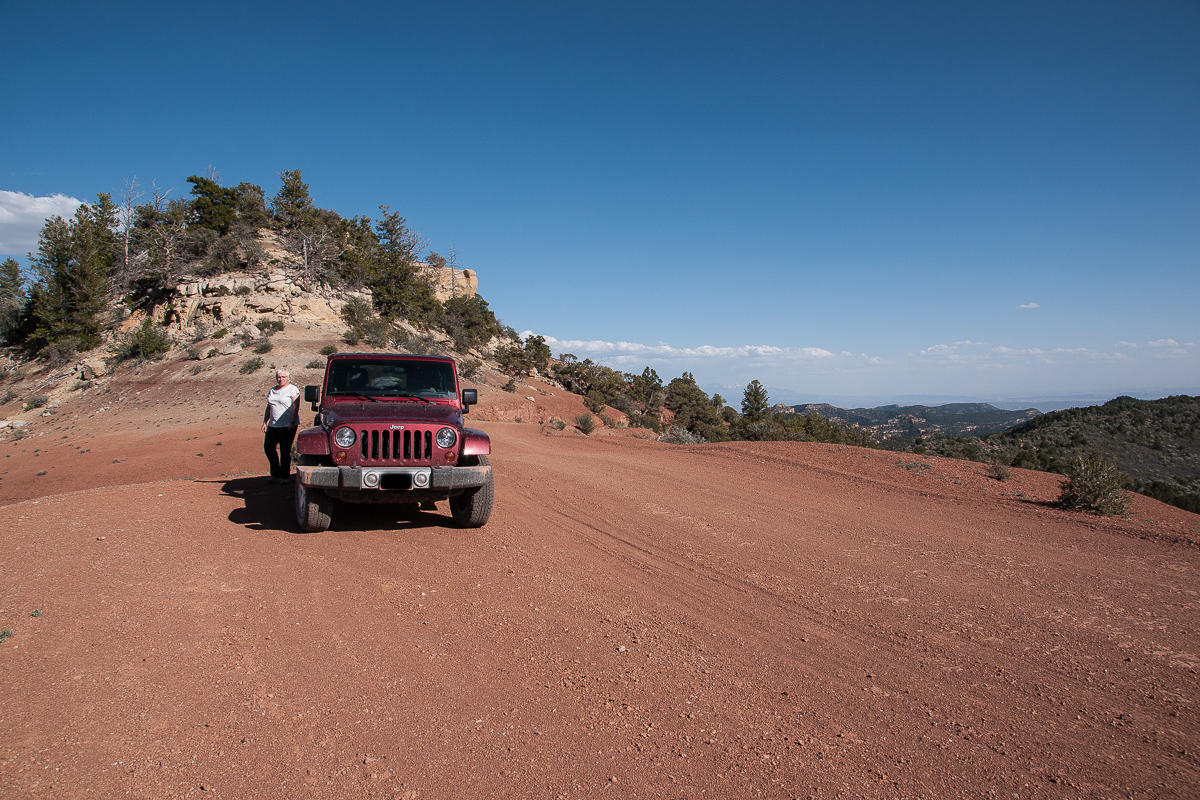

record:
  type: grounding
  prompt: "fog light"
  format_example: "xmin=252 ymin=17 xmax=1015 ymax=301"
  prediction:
xmin=363 ymin=471 xmax=379 ymax=488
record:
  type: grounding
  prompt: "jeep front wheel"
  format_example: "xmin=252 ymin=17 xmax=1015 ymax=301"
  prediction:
xmin=295 ymin=481 xmax=333 ymax=532
xmin=450 ymin=455 xmax=494 ymax=528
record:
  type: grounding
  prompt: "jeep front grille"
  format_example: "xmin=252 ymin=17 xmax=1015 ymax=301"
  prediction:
xmin=358 ymin=427 xmax=434 ymax=464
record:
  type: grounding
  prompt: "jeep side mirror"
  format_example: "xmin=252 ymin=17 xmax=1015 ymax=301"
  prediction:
xmin=461 ymin=388 xmax=477 ymax=410
xmin=304 ymin=385 xmax=320 ymax=410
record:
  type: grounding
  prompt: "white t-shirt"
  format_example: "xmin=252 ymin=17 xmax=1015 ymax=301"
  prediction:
xmin=266 ymin=384 xmax=301 ymax=427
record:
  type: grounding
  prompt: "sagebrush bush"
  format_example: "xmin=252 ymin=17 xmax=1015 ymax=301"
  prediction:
xmin=659 ymin=425 xmax=704 ymax=445
xmin=575 ymin=413 xmax=596 ymax=435
xmin=988 ymin=460 xmax=1011 ymax=481
xmin=319 ymin=344 xmax=338 ymax=356
xmin=1059 ymin=452 xmax=1130 ymax=515
xmin=239 ymin=356 xmax=265 ymax=375
xmin=26 ymin=394 xmax=49 ymax=409
xmin=549 ymin=417 xmax=566 ymax=431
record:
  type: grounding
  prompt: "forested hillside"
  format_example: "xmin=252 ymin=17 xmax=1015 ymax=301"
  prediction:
xmin=925 ymin=395 xmax=1200 ymax=513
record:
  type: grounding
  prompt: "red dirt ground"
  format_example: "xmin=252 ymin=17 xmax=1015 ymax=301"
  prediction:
xmin=2 ymin=358 xmax=1198 ymax=799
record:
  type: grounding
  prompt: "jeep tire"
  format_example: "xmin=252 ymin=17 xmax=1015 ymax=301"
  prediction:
xmin=450 ymin=455 xmax=494 ymax=528
xmin=296 ymin=481 xmax=333 ymax=532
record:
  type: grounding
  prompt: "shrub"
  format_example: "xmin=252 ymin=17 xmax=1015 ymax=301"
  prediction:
xmin=627 ymin=411 xmax=662 ymax=432
xmin=184 ymin=346 xmax=201 ymax=361
xmin=1058 ymin=452 xmax=1130 ymax=516
xmin=549 ymin=417 xmax=566 ymax=431
xmin=600 ymin=414 xmax=616 ymax=428
xmin=110 ymin=318 xmax=173 ymax=364
xmin=988 ymin=460 xmax=1011 ymax=481
xmin=459 ymin=358 xmax=482 ymax=380
xmin=3 ymin=388 xmax=17 ymax=404
xmin=239 ymin=356 xmax=265 ymax=375
xmin=319 ymin=344 xmax=338 ymax=356
xmin=213 ymin=327 xmax=229 ymax=339
xmin=235 ymin=285 xmax=251 ymax=296
xmin=253 ymin=337 xmax=274 ymax=354
xmin=26 ymin=395 xmax=49 ymax=410
xmin=306 ymin=359 xmax=323 ymax=369
xmin=659 ymin=425 xmax=704 ymax=445
xmin=575 ymin=413 xmax=596 ymax=435
xmin=584 ymin=392 xmax=606 ymax=414
xmin=260 ymin=318 xmax=285 ymax=335
xmin=502 ymin=378 xmax=517 ymax=393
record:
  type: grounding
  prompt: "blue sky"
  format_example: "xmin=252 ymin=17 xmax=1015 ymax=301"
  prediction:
xmin=2 ymin=1 xmax=1197 ymax=406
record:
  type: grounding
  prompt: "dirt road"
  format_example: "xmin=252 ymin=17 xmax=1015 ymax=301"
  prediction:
xmin=2 ymin=416 xmax=1198 ymax=799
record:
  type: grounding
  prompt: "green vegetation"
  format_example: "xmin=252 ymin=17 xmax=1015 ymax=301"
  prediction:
xmin=0 ymin=629 xmax=12 ymax=643
xmin=1058 ymin=452 xmax=1131 ymax=516
xmin=110 ymin=318 xmax=172 ymax=364
xmin=497 ymin=334 xmax=551 ymax=377
xmin=239 ymin=356 xmax=265 ymax=374
xmin=575 ymin=413 xmax=597 ymax=435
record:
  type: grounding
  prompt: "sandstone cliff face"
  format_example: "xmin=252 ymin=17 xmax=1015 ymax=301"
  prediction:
xmin=140 ymin=261 xmax=476 ymax=340
xmin=418 ymin=264 xmax=478 ymax=303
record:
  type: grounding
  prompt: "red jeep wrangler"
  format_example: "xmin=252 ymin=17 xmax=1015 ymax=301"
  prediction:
xmin=293 ymin=353 xmax=493 ymax=532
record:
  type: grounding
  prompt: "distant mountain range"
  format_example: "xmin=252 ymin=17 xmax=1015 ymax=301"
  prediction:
xmin=788 ymin=402 xmax=1041 ymax=440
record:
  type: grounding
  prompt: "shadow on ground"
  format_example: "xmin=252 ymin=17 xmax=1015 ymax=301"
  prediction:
xmin=215 ymin=476 xmax=457 ymax=533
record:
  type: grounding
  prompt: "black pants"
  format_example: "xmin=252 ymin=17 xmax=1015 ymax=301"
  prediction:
xmin=264 ymin=426 xmax=298 ymax=479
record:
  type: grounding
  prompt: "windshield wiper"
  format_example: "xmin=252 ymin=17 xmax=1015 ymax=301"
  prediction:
xmin=330 ymin=392 xmax=379 ymax=402
xmin=394 ymin=394 xmax=433 ymax=404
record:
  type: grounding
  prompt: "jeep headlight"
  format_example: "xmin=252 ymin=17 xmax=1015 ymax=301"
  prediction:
xmin=334 ymin=427 xmax=357 ymax=448
xmin=435 ymin=427 xmax=457 ymax=449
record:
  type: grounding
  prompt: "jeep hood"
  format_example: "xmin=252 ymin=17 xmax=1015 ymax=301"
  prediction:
xmin=323 ymin=401 xmax=463 ymax=427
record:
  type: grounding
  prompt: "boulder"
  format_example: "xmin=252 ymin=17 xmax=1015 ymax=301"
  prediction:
xmin=78 ymin=357 xmax=109 ymax=379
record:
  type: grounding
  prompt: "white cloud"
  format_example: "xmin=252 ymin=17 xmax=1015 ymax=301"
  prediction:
xmin=1146 ymin=338 xmax=1192 ymax=358
xmin=535 ymin=334 xmax=835 ymax=363
xmin=1018 ymin=302 xmax=1040 ymax=309
xmin=0 ymin=190 xmax=85 ymax=253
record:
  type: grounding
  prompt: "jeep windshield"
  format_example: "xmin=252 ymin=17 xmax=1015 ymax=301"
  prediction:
xmin=326 ymin=359 xmax=456 ymax=401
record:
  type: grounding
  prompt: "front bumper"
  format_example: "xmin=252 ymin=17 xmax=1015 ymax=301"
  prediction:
xmin=296 ymin=464 xmax=490 ymax=493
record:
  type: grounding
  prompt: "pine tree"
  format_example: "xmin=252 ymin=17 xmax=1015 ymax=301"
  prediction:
xmin=741 ymin=380 xmax=770 ymax=423
xmin=0 ymin=257 xmax=25 ymax=343
xmin=25 ymin=195 xmax=118 ymax=356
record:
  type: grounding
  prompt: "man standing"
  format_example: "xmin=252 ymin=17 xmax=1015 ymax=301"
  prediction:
xmin=262 ymin=368 xmax=301 ymax=483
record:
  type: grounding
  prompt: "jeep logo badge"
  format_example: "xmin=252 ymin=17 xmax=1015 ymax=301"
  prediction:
xmin=390 ymin=425 xmax=405 ymax=430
